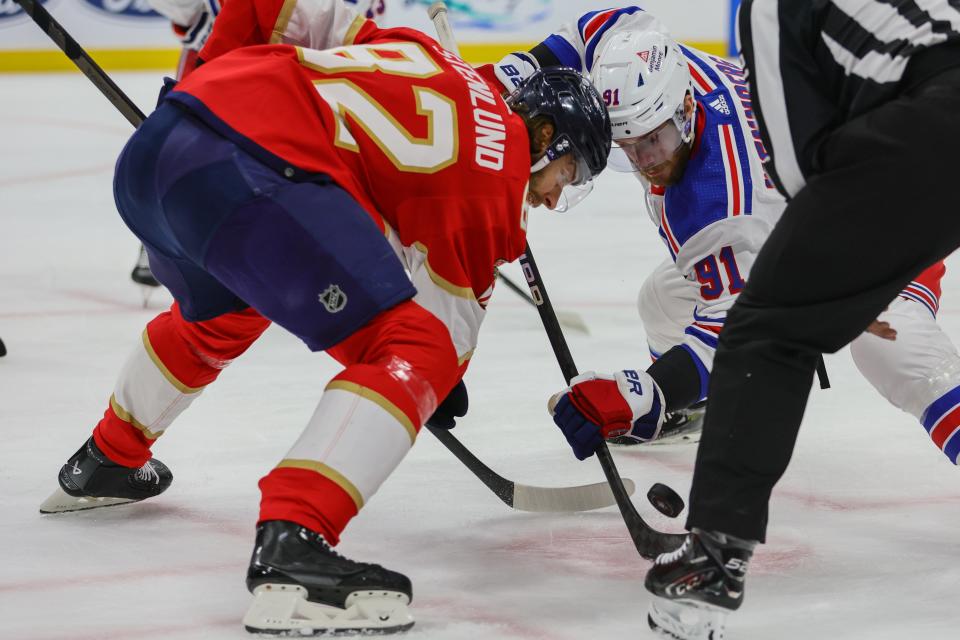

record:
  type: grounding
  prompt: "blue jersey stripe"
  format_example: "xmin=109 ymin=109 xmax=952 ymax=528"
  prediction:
xmin=682 ymin=47 xmax=754 ymax=215
xmin=693 ymin=307 xmax=726 ymax=325
xmin=944 ymin=429 xmax=960 ymax=464
xmin=543 ymin=34 xmax=583 ymax=72
xmin=899 ymin=291 xmax=938 ymax=318
xmin=576 ymin=9 xmax=607 ymax=38
xmin=583 ymin=8 xmax=644 ymax=72
xmin=658 ymin=228 xmax=678 ymax=261
xmin=921 ymin=386 xmax=960 ymax=432
xmin=685 ymin=326 xmax=719 ymax=350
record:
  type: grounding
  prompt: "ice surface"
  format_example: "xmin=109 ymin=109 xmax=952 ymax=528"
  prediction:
xmin=1 ymin=73 xmax=958 ymax=640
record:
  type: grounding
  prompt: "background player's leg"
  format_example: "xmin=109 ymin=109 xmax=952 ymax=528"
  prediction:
xmin=851 ymin=271 xmax=960 ymax=464
xmin=44 ymin=104 xmax=273 ymax=513
xmin=41 ymin=302 xmax=269 ymax=514
xmin=94 ymin=302 xmax=270 ymax=468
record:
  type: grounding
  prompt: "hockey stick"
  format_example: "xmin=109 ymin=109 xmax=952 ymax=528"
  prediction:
xmin=518 ymin=247 xmax=685 ymax=558
xmin=17 ymin=0 xmax=630 ymax=515
xmin=427 ymin=425 xmax=636 ymax=512
xmin=497 ymin=270 xmax=590 ymax=334
xmin=12 ymin=0 xmax=145 ymax=128
xmin=429 ymin=1 xmax=683 ymax=558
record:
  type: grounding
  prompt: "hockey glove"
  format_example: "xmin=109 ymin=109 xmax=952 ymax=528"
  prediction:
xmin=549 ymin=370 xmax=665 ymax=460
xmin=476 ymin=53 xmax=540 ymax=96
xmin=425 ymin=380 xmax=468 ymax=429
xmin=149 ymin=0 xmax=220 ymax=51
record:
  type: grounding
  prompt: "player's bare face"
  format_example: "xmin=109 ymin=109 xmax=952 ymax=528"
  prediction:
xmin=527 ymin=154 xmax=579 ymax=210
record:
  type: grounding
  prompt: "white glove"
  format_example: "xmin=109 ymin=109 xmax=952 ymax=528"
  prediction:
xmin=149 ymin=0 xmax=206 ymax=26
xmin=493 ymin=52 xmax=540 ymax=93
xmin=149 ymin=0 xmax=220 ymax=51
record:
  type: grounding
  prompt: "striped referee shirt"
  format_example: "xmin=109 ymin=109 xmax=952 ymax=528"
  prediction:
xmin=738 ymin=0 xmax=960 ymax=198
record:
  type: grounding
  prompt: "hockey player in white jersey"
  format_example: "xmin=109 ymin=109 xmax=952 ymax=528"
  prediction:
xmin=485 ymin=7 xmax=784 ymax=452
xmin=522 ymin=6 xmax=960 ymax=639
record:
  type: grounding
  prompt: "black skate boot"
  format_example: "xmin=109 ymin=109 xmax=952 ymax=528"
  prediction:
xmin=39 ymin=437 xmax=172 ymax=514
xmin=644 ymin=529 xmax=756 ymax=640
xmin=610 ymin=400 xmax=706 ymax=447
xmin=130 ymin=245 xmax=160 ymax=288
xmin=131 ymin=245 xmax=161 ymax=307
xmin=244 ymin=520 xmax=414 ymax=635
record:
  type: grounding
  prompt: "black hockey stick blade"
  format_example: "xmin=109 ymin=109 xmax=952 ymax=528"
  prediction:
xmin=13 ymin=0 xmax=146 ymax=128
xmin=518 ymin=244 xmax=685 ymax=559
xmin=426 ymin=425 xmax=637 ymax=513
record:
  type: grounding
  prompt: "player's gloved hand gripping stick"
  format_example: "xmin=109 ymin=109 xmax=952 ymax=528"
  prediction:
xmin=13 ymin=0 xmax=634 ymax=516
xmin=429 ymin=1 xmax=686 ymax=559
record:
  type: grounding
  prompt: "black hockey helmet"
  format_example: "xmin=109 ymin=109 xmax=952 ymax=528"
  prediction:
xmin=507 ymin=67 xmax=612 ymax=186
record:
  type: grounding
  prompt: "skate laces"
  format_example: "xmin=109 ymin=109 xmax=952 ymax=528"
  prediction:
xmin=136 ymin=461 xmax=161 ymax=484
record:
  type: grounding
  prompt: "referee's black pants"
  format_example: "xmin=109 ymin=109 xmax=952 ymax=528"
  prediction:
xmin=687 ymin=66 xmax=960 ymax=542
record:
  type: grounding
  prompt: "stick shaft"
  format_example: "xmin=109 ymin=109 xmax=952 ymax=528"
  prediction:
xmin=428 ymin=2 xmax=462 ymax=56
xmin=13 ymin=0 xmax=146 ymax=128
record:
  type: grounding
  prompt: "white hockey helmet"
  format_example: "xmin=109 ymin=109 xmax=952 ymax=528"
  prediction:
xmin=591 ymin=29 xmax=695 ymax=172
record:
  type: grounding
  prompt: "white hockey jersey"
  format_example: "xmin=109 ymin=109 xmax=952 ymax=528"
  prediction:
xmin=502 ymin=6 xmax=785 ymax=392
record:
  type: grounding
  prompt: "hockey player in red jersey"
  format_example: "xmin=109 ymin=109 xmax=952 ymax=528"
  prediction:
xmin=39 ymin=0 xmax=611 ymax=634
xmin=129 ymin=0 xmax=386 ymax=292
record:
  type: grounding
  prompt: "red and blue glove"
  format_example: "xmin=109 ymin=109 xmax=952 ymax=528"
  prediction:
xmin=549 ymin=370 xmax=665 ymax=460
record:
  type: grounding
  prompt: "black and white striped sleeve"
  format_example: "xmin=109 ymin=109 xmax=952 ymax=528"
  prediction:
xmin=737 ymin=0 xmax=838 ymax=199
xmin=738 ymin=0 xmax=960 ymax=199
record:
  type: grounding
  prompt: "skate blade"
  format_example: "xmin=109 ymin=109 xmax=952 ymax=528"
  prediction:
xmin=243 ymin=584 xmax=414 ymax=636
xmin=137 ymin=285 xmax=155 ymax=308
xmin=648 ymin=596 xmax=727 ymax=640
xmin=39 ymin=486 xmax=136 ymax=514
xmin=648 ymin=425 xmax=703 ymax=446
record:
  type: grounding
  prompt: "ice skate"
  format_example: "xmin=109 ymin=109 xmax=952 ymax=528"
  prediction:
xmin=244 ymin=520 xmax=414 ymax=636
xmin=39 ymin=437 xmax=172 ymax=514
xmin=130 ymin=245 xmax=161 ymax=307
xmin=644 ymin=529 xmax=755 ymax=640
xmin=610 ymin=401 xmax=706 ymax=447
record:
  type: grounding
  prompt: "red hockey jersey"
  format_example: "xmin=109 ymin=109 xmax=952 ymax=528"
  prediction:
xmin=167 ymin=0 xmax=531 ymax=362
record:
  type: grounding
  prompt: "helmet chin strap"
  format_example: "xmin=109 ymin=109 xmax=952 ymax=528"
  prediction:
xmin=530 ymin=134 xmax=574 ymax=174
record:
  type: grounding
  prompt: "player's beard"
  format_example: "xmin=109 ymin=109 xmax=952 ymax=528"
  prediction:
xmin=640 ymin=143 xmax=693 ymax=187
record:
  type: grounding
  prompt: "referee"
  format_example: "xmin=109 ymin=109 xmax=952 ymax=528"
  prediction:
xmin=644 ymin=1 xmax=960 ymax=637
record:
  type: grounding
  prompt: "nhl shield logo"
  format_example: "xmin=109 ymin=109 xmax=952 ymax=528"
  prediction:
xmin=319 ymin=284 xmax=347 ymax=313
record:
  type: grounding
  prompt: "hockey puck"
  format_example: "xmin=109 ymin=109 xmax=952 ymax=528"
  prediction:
xmin=647 ymin=482 xmax=685 ymax=518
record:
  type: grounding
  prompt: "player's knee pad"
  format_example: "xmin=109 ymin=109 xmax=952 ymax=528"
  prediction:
xmin=148 ymin=303 xmax=269 ymax=387
xmin=330 ymin=300 xmax=460 ymax=427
